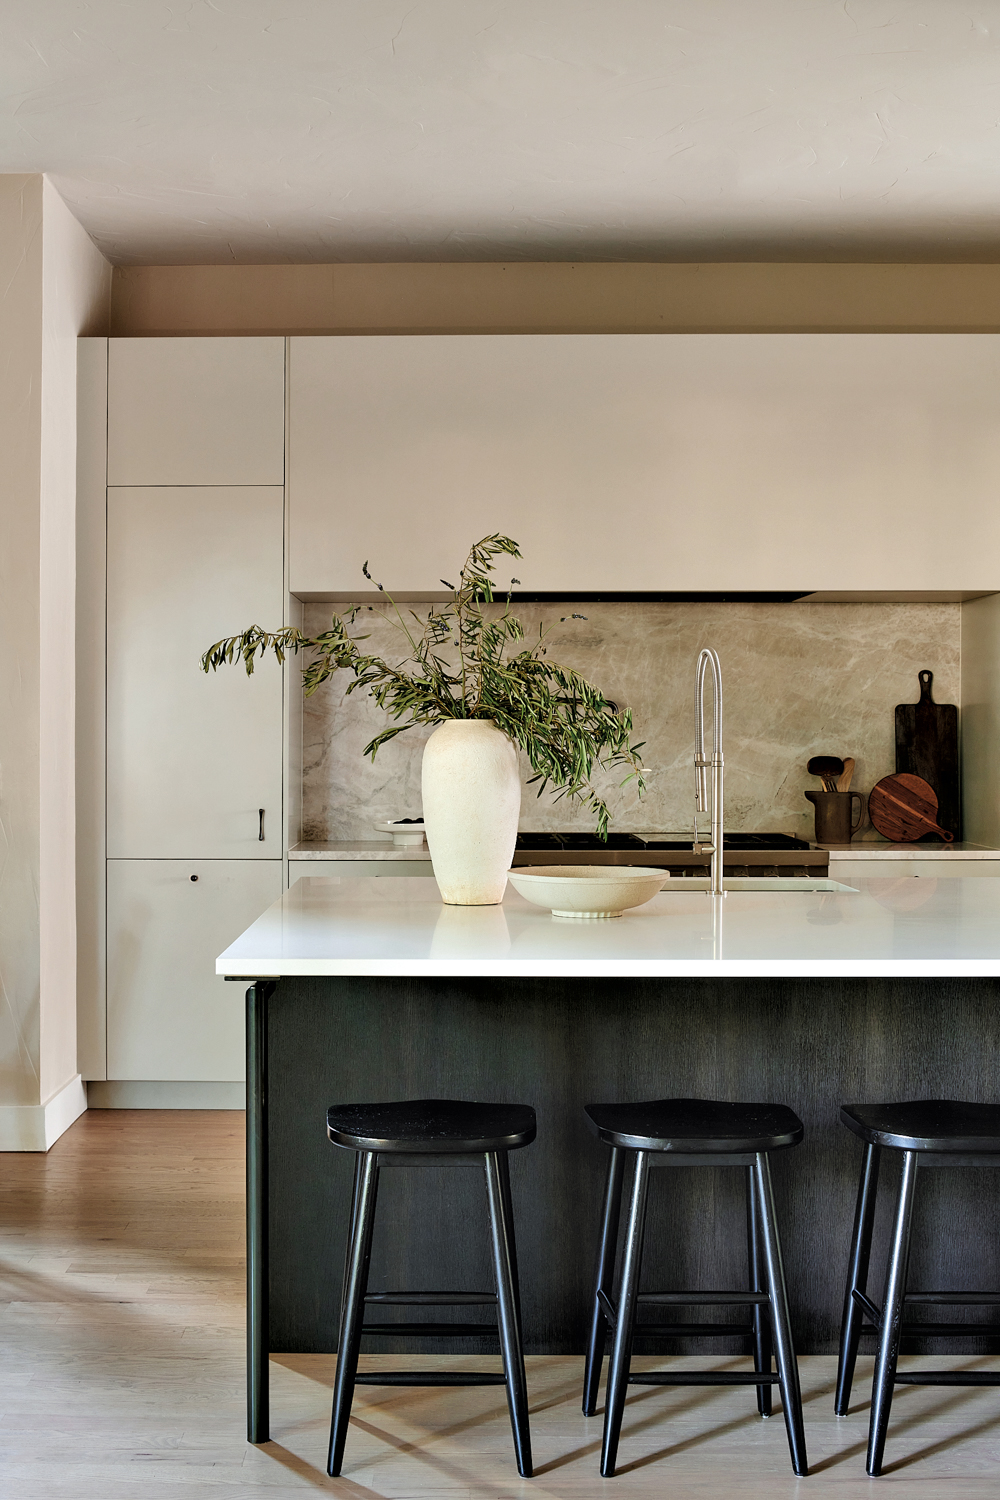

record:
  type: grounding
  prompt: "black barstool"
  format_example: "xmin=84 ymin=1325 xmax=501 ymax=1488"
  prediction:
xmin=582 ymin=1097 xmax=808 ymax=1477
xmin=326 ymin=1098 xmax=535 ymax=1478
xmin=835 ymin=1099 xmax=1000 ymax=1476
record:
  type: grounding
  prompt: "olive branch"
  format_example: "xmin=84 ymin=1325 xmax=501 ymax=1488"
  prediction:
xmin=201 ymin=534 xmax=646 ymax=840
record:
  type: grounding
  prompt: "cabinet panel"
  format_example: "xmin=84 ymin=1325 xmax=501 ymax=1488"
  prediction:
xmin=288 ymin=861 xmax=433 ymax=883
xmin=77 ymin=338 xmax=109 ymax=1079
xmin=289 ymin=334 xmax=1000 ymax=594
xmin=833 ymin=859 xmax=1000 ymax=881
xmin=108 ymin=337 xmax=285 ymax=486
xmin=107 ymin=487 xmax=283 ymax=858
xmin=107 ymin=859 xmax=282 ymax=1080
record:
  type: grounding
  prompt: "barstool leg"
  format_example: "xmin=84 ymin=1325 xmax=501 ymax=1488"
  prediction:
xmin=746 ymin=1164 xmax=772 ymax=1417
xmin=328 ymin=1150 xmax=379 ymax=1478
xmin=867 ymin=1150 xmax=918 ymax=1477
xmin=485 ymin=1150 xmax=533 ymax=1479
xmin=601 ymin=1150 xmax=650 ymax=1478
xmin=835 ymin=1141 xmax=881 ymax=1416
xmin=583 ymin=1146 xmax=625 ymax=1416
xmin=496 ymin=1151 xmax=523 ymax=1330
xmin=339 ymin=1152 xmax=363 ymax=1326
xmin=754 ymin=1152 xmax=808 ymax=1477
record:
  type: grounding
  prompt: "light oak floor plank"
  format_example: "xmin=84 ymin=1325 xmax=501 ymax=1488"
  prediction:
xmin=1 ymin=1110 xmax=999 ymax=1496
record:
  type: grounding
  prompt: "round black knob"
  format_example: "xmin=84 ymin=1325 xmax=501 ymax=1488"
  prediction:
xmin=190 ymin=874 xmax=199 ymax=882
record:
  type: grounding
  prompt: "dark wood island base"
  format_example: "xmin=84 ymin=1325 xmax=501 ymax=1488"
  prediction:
xmin=245 ymin=975 xmax=1000 ymax=1440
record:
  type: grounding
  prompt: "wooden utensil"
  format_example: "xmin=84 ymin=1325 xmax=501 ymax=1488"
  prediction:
xmin=836 ymin=757 xmax=855 ymax=793
xmin=868 ymin=772 xmax=954 ymax=843
xmin=808 ymin=755 xmax=845 ymax=793
xmin=895 ymin=670 xmax=960 ymax=839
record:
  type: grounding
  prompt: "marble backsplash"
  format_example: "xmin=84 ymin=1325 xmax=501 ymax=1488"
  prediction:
xmin=299 ymin=600 xmax=961 ymax=842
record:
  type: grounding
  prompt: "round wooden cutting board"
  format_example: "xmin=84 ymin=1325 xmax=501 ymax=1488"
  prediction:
xmin=868 ymin=772 xmax=955 ymax=843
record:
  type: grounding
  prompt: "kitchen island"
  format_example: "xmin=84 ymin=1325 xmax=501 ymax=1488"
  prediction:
xmin=219 ymin=874 xmax=1000 ymax=1441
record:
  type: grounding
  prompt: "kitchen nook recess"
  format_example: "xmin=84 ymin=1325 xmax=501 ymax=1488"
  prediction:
xmin=77 ymin=334 xmax=1000 ymax=1103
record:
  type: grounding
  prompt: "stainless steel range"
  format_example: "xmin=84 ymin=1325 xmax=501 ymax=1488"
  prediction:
xmin=511 ymin=831 xmax=827 ymax=878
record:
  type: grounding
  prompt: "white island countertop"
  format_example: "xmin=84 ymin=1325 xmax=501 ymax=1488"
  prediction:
xmin=217 ymin=873 xmax=1000 ymax=979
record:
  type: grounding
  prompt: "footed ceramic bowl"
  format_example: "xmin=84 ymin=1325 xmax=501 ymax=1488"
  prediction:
xmin=506 ymin=864 xmax=669 ymax=919
xmin=374 ymin=820 xmax=426 ymax=848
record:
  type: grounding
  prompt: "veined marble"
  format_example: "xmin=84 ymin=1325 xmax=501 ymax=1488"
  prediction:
xmin=299 ymin=599 xmax=960 ymax=842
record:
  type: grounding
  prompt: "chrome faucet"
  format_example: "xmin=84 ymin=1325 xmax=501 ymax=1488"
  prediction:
xmin=694 ymin=648 xmax=724 ymax=896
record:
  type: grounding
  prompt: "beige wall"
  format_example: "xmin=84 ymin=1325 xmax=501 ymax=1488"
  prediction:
xmin=0 ymin=176 xmax=44 ymax=1111
xmin=0 ymin=174 xmax=111 ymax=1147
xmin=39 ymin=181 xmax=112 ymax=1107
xmin=111 ymin=261 xmax=1000 ymax=336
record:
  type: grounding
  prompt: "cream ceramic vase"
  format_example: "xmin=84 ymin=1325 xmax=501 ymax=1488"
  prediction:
xmin=421 ymin=719 xmax=521 ymax=905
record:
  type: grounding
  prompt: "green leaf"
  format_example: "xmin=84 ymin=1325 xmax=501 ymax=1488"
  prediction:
xmin=200 ymin=534 xmax=645 ymax=838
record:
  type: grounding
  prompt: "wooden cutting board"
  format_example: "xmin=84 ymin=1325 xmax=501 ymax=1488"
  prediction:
xmin=895 ymin=670 xmax=960 ymax=840
xmin=869 ymin=772 xmax=955 ymax=844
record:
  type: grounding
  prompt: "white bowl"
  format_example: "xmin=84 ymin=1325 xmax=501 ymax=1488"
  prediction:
xmin=374 ymin=821 xmax=426 ymax=848
xmin=506 ymin=864 xmax=670 ymax=919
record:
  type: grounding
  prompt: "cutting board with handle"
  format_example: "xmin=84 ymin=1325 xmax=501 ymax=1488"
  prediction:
xmin=869 ymin=773 xmax=955 ymax=844
xmin=894 ymin=670 xmax=960 ymax=839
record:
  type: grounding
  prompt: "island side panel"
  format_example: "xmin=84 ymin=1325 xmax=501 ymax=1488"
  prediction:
xmin=266 ymin=976 xmax=1000 ymax=1356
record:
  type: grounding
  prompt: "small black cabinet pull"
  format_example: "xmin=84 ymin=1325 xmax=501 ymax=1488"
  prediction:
xmin=190 ymin=874 xmax=198 ymax=882
xmin=258 ymin=808 xmax=265 ymax=842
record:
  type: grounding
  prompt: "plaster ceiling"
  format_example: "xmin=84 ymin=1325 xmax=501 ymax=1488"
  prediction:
xmin=2 ymin=1 xmax=1000 ymax=265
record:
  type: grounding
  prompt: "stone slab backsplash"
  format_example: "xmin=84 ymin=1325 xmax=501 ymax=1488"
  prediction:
xmin=299 ymin=600 xmax=961 ymax=841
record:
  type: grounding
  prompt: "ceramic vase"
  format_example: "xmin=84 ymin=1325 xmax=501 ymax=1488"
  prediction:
xmin=421 ymin=719 xmax=521 ymax=904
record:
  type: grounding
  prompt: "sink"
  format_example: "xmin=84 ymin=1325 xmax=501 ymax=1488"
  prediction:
xmin=665 ymin=877 xmax=858 ymax=893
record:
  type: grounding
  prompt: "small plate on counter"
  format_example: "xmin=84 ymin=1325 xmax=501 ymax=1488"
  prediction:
xmin=374 ymin=820 xmax=427 ymax=848
xmin=507 ymin=864 xmax=669 ymax=919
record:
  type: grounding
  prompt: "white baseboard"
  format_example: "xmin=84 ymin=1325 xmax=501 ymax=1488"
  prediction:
xmin=0 ymin=1074 xmax=88 ymax=1152
xmin=86 ymin=1080 xmax=245 ymax=1110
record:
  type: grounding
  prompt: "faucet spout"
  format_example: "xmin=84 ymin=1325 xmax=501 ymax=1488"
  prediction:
xmin=694 ymin=648 xmax=724 ymax=896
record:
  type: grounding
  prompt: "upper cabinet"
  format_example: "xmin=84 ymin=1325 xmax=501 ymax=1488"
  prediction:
xmin=288 ymin=334 xmax=1000 ymax=595
xmin=108 ymin=337 xmax=285 ymax=486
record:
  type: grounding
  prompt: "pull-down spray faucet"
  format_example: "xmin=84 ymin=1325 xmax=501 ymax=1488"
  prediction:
xmin=694 ymin=648 xmax=724 ymax=896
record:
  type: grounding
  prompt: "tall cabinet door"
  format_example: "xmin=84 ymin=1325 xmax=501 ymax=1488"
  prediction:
xmin=107 ymin=860 xmax=283 ymax=1080
xmin=106 ymin=485 xmax=284 ymax=858
xmin=99 ymin=337 xmax=287 ymax=1088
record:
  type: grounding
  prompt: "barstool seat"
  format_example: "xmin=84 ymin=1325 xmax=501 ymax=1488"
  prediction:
xmin=586 ymin=1098 xmax=803 ymax=1154
xmin=835 ymin=1098 xmax=1000 ymax=1477
xmin=326 ymin=1098 xmax=535 ymax=1479
xmin=582 ymin=1097 xmax=808 ymax=1479
xmin=327 ymin=1098 xmax=537 ymax=1153
xmin=841 ymin=1099 xmax=1000 ymax=1152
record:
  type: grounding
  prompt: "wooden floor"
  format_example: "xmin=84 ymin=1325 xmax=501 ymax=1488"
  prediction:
xmin=2 ymin=1111 xmax=999 ymax=1497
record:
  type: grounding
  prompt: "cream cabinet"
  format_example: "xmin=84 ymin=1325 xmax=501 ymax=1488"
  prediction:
xmin=832 ymin=858 xmax=1000 ymax=882
xmin=288 ymin=333 xmax=1000 ymax=596
xmin=107 ymin=860 xmax=282 ymax=1080
xmin=106 ymin=485 xmax=284 ymax=858
xmin=108 ymin=336 xmax=285 ymax=486
xmin=287 ymin=860 xmax=432 ymax=884
xmin=79 ymin=337 xmax=289 ymax=1093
